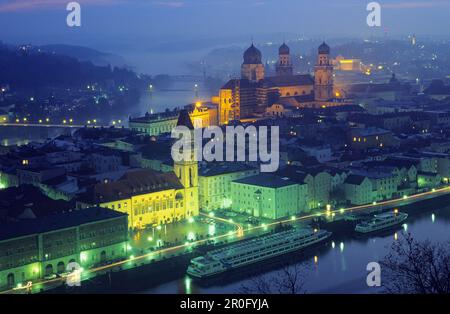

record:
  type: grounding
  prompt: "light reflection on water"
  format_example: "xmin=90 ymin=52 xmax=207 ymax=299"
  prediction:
xmin=135 ymin=80 xmax=213 ymax=117
xmin=1 ymin=138 xmax=30 ymax=147
xmin=144 ymin=206 xmax=450 ymax=294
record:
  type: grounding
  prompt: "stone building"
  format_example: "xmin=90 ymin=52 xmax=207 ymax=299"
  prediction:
xmin=275 ymin=43 xmax=293 ymax=76
xmin=314 ymin=42 xmax=334 ymax=102
xmin=78 ymin=111 xmax=200 ymax=229
xmin=230 ymin=174 xmax=308 ymax=219
xmin=218 ymin=41 xmax=340 ymax=125
xmin=0 ymin=207 xmax=128 ymax=290
xmin=198 ymin=162 xmax=259 ymax=211
xmin=129 ymin=103 xmax=218 ymax=136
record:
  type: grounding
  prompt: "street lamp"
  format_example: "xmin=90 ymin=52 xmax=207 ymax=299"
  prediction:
xmin=194 ymin=84 xmax=199 ymax=98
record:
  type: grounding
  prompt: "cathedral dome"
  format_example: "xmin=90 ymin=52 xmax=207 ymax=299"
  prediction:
xmin=318 ymin=42 xmax=330 ymax=54
xmin=243 ymin=44 xmax=262 ymax=64
xmin=279 ymin=43 xmax=290 ymax=55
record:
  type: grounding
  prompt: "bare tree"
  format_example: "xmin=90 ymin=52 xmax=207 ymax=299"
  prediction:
xmin=380 ymin=233 xmax=450 ymax=294
xmin=238 ymin=262 xmax=309 ymax=294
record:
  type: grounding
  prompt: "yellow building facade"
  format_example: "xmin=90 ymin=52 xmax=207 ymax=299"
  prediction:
xmin=77 ymin=169 xmax=199 ymax=230
xmin=219 ymin=88 xmax=236 ymax=125
xmin=78 ymin=111 xmax=200 ymax=230
xmin=189 ymin=103 xmax=218 ymax=128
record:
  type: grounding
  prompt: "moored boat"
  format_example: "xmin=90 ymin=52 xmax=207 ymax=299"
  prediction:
xmin=355 ymin=211 xmax=408 ymax=234
xmin=187 ymin=228 xmax=332 ymax=279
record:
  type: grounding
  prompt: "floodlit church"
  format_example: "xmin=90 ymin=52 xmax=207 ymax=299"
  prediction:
xmin=77 ymin=110 xmax=199 ymax=230
xmin=219 ymin=41 xmax=348 ymax=125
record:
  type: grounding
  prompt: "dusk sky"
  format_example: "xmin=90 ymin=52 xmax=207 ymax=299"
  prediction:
xmin=1 ymin=0 xmax=450 ymax=73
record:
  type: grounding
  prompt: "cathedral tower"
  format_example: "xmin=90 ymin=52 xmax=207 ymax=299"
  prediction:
xmin=276 ymin=42 xmax=293 ymax=76
xmin=241 ymin=43 xmax=265 ymax=82
xmin=314 ymin=42 xmax=334 ymax=102
xmin=173 ymin=110 xmax=199 ymax=217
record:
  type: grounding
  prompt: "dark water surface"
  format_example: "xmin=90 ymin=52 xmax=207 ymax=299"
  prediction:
xmin=142 ymin=206 xmax=450 ymax=294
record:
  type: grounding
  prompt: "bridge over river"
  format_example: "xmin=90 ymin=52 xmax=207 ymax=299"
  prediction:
xmin=0 ymin=123 xmax=111 ymax=146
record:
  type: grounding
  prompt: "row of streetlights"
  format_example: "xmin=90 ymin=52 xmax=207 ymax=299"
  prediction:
xmin=11 ymin=117 xmax=123 ymax=126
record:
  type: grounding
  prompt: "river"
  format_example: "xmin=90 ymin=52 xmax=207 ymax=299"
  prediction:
xmin=142 ymin=205 xmax=450 ymax=294
xmin=134 ymin=77 xmax=213 ymax=118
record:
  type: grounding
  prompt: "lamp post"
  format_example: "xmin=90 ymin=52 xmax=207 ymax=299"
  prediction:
xmin=194 ymin=84 xmax=199 ymax=99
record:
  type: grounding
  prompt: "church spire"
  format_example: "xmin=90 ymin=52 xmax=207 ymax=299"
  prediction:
xmin=177 ymin=109 xmax=194 ymax=130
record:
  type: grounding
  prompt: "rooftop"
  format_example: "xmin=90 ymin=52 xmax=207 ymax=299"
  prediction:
xmin=199 ymin=162 xmax=258 ymax=177
xmin=233 ymin=174 xmax=297 ymax=188
xmin=352 ymin=127 xmax=391 ymax=137
xmin=0 ymin=207 xmax=127 ymax=241
xmin=344 ymin=174 xmax=368 ymax=185
xmin=129 ymin=110 xmax=179 ymax=124
xmin=79 ymin=169 xmax=183 ymax=203
xmin=265 ymin=74 xmax=314 ymax=87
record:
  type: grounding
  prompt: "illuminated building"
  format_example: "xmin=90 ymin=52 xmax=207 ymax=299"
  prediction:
xmin=344 ymin=170 xmax=404 ymax=205
xmin=314 ymin=42 xmax=334 ymax=102
xmin=219 ymin=42 xmax=314 ymax=124
xmin=344 ymin=175 xmax=374 ymax=205
xmin=219 ymin=78 xmax=265 ymax=124
xmin=78 ymin=112 xmax=199 ymax=229
xmin=77 ymin=169 xmax=199 ymax=230
xmin=187 ymin=102 xmax=218 ymax=128
xmin=275 ymin=166 xmax=332 ymax=210
xmin=129 ymin=103 xmax=218 ymax=136
xmin=0 ymin=207 xmax=128 ymax=290
xmin=275 ymin=43 xmax=293 ymax=76
xmin=417 ymin=171 xmax=441 ymax=189
xmin=218 ymin=85 xmax=236 ymax=124
xmin=241 ymin=44 xmax=265 ymax=82
xmin=230 ymin=174 xmax=308 ymax=219
xmin=198 ymin=163 xmax=259 ymax=211
xmin=265 ymin=75 xmax=314 ymax=98
xmin=333 ymin=55 xmax=363 ymax=72
xmin=0 ymin=171 xmax=18 ymax=190
xmin=218 ymin=42 xmax=346 ymax=125
xmin=129 ymin=110 xmax=178 ymax=136
xmin=349 ymin=127 xmax=397 ymax=150
xmin=173 ymin=110 xmax=200 ymax=221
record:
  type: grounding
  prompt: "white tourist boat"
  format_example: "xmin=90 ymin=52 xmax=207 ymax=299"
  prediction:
xmin=186 ymin=228 xmax=332 ymax=279
xmin=355 ymin=211 xmax=408 ymax=234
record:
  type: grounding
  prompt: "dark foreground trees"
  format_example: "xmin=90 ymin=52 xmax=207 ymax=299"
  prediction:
xmin=381 ymin=234 xmax=450 ymax=294
xmin=238 ymin=262 xmax=309 ymax=294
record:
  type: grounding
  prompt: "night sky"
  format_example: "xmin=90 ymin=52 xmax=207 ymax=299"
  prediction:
xmin=1 ymin=0 xmax=449 ymax=73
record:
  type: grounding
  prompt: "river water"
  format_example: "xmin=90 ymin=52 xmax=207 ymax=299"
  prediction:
xmin=134 ymin=78 xmax=213 ymax=118
xmin=142 ymin=206 xmax=450 ymax=294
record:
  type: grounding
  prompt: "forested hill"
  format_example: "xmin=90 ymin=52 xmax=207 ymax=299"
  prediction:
xmin=0 ymin=42 xmax=149 ymax=90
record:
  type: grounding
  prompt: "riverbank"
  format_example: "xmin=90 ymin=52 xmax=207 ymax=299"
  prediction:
xmin=39 ymin=190 xmax=450 ymax=294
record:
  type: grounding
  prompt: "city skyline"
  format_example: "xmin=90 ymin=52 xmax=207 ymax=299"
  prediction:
xmin=1 ymin=0 xmax=450 ymax=301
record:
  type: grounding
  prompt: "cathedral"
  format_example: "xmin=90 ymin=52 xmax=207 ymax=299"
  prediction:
xmin=218 ymin=41 xmax=343 ymax=125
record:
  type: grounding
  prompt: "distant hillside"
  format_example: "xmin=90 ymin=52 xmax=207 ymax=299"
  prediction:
xmin=0 ymin=43 xmax=149 ymax=89
xmin=39 ymin=44 xmax=127 ymax=68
